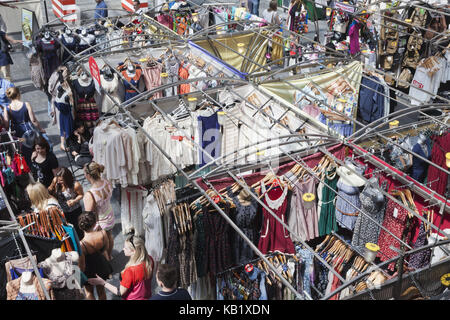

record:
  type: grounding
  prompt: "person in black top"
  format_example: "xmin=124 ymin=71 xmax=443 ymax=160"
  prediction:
xmin=30 ymin=136 xmax=59 ymax=188
xmin=66 ymin=121 xmax=92 ymax=167
xmin=150 ymin=264 xmax=192 ymax=300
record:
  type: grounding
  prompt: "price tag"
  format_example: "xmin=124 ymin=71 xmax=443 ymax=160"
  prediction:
xmin=171 ymin=136 xmax=183 ymax=141
xmin=245 ymin=264 xmax=254 ymax=273
xmin=213 ymin=195 xmax=221 ymax=203
xmin=393 ymin=207 xmax=398 ymax=218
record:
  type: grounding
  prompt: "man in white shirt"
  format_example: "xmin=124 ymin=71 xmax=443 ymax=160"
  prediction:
xmin=132 ymin=0 xmax=148 ymax=14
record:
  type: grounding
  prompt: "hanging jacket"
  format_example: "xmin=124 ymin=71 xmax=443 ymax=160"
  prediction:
xmin=358 ymin=75 xmax=385 ymax=123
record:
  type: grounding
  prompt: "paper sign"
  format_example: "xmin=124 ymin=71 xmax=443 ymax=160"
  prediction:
xmin=89 ymin=57 xmax=101 ymax=94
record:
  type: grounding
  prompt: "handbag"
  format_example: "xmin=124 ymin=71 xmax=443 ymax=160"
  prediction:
xmin=21 ymin=121 xmax=41 ymax=149
xmin=0 ymin=32 xmax=11 ymax=53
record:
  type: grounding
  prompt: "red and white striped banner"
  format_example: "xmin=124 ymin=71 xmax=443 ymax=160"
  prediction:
xmin=121 ymin=0 xmax=148 ymax=12
xmin=52 ymin=0 xmax=77 ymax=22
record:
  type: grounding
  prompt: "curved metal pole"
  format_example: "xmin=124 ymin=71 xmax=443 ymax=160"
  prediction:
xmin=189 ymin=135 xmax=340 ymax=178
xmin=321 ymin=145 xmax=450 ymax=239
xmin=321 ymin=239 xmax=450 ymax=300
xmin=115 ymin=103 xmax=309 ymax=299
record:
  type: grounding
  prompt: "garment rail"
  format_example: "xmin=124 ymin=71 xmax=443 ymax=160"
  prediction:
xmin=0 ymin=184 xmax=51 ymax=300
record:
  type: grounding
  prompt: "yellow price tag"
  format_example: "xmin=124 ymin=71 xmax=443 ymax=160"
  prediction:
xmin=217 ymin=111 xmax=226 ymax=115
xmin=441 ymin=273 xmax=450 ymax=286
xmin=256 ymin=151 xmax=265 ymax=156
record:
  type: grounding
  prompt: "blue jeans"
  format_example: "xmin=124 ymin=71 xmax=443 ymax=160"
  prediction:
xmin=248 ymin=0 xmax=260 ymax=16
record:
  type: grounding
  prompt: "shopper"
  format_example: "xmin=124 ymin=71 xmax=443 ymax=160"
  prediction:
xmin=48 ymin=167 xmax=85 ymax=238
xmin=261 ymin=0 xmax=281 ymax=25
xmin=94 ymin=0 xmax=108 ymax=23
xmin=0 ymin=27 xmax=22 ymax=81
xmin=83 ymin=161 xmax=115 ymax=260
xmin=77 ymin=211 xmax=112 ymax=300
xmin=26 ymin=182 xmax=60 ymax=212
xmin=88 ymin=229 xmax=155 ymax=300
xmin=248 ymin=0 xmax=260 ymax=16
xmin=287 ymin=0 xmax=303 ymax=32
xmin=30 ymin=136 xmax=59 ymax=188
xmin=4 ymin=86 xmax=46 ymax=139
xmin=0 ymin=77 xmax=13 ymax=119
xmin=66 ymin=121 xmax=93 ymax=167
xmin=150 ymin=264 xmax=192 ymax=300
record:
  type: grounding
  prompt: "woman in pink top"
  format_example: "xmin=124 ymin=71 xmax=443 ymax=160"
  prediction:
xmin=88 ymin=229 xmax=155 ymax=300
xmin=83 ymin=161 xmax=115 ymax=260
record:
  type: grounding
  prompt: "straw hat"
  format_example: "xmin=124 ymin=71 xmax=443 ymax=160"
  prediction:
xmin=336 ymin=163 xmax=366 ymax=187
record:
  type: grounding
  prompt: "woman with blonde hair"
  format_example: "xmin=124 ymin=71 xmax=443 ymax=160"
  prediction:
xmin=26 ymin=182 xmax=60 ymax=212
xmin=88 ymin=229 xmax=155 ymax=300
xmin=83 ymin=161 xmax=115 ymax=260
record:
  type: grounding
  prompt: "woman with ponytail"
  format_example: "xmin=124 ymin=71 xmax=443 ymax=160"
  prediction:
xmin=88 ymin=228 xmax=155 ymax=300
xmin=83 ymin=161 xmax=115 ymax=260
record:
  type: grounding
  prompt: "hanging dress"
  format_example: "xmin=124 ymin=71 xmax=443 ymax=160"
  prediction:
xmin=77 ymin=34 xmax=95 ymax=55
xmin=178 ymin=61 xmax=190 ymax=94
xmin=72 ymin=79 xmax=98 ymax=125
xmin=121 ymin=67 xmax=142 ymax=101
xmin=100 ymin=74 xmax=121 ymax=114
xmin=318 ymin=167 xmax=339 ymax=236
xmin=288 ymin=174 xmax=319 ymax=241
xmin=335 ymin=179 xmax=361 ymax=231
xmin=60 ymin=34 xmax=78 ymax=62
xmin=36 ymin=37 xmax=61 ymax=81
xmin=258 ymin=181 xmax=295 ymax=254
xmin=377 ymin=198 xmax=414 ymax=271
xmin=142 ymin=64 xmax=162 ymax=99
xmin=54 ymin=91 xmax=74 ymax=138
xmin=351 ymin=183 xmax=386 ymax=253
xmin=203 ymin=204 xmax=233 ymax=276
xmin=226 ymin=186 xmax=258 ymax=264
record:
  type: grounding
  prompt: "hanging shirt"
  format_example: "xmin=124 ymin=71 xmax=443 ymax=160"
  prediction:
xmin=358 ymin=75 xmax=385 ymax=123
xmin=197 ymin=111 xmax=221 ymax=167
xmin=348 ymin=22 xmax=361 ymax=55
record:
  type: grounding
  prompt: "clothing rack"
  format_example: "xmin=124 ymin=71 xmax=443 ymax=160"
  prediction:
xmin=0 ymin=184 xmax=51 ymax=300
xmin=43 ymin=4 xmax=450 ymax=300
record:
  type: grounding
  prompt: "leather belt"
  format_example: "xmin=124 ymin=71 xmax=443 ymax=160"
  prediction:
xmin=336 ymin=208 xmax=359 ymax=217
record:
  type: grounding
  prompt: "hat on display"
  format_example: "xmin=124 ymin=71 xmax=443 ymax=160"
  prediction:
xmin=336 ymin=162 xmax=366 ymax=187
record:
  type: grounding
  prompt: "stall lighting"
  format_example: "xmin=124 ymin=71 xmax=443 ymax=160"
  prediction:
xmin=302 ymin=193 xmax=315 ymax=210
xmin=192 ymin=12 xmax=199 ymax=23
xmin=389 ymin=120 xmax=399 ymax=129
xmin=364 ymin=243 xmax=379 ymax=263
xmin=237 ymin=43 xmax=245 ymax=54
xmin=188 ymin=97 xmax=197 ymax=111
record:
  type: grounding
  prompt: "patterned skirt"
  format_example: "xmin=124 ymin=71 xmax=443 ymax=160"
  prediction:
xmin=76 ymin=98 xmax=99 ymax=122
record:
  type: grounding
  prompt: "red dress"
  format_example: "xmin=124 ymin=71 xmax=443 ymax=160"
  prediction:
xmin=377 ymin=198 xmax=415 ymax=271
xmin=178 ymin=62 xmax=190 ymax=95
xmin=258 ymin=181 xmax=295 ymax=254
